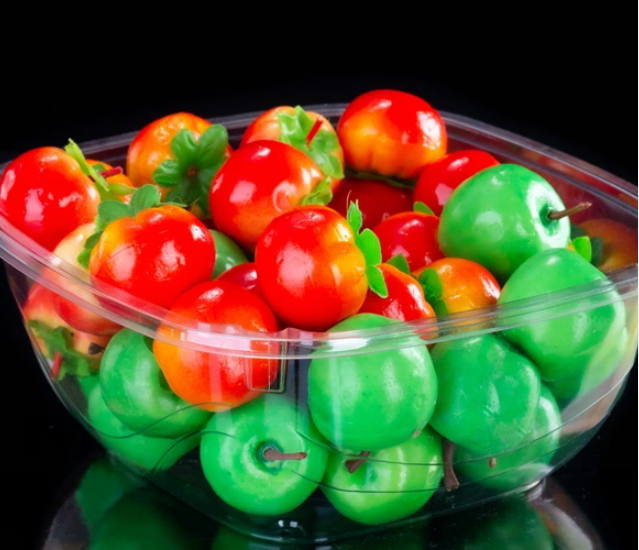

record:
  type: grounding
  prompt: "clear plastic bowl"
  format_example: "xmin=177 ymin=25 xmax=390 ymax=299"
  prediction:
xmin=1 ymin=105 xmax=637 ymax=545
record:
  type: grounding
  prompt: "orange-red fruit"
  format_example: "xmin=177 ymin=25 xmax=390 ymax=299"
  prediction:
xmin=580 ymin=219 xmax=638 ymax=272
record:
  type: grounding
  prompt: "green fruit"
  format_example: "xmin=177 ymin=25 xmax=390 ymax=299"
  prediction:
xmin=308 ymin=313 xmax=437 ymax=452
xmin=321 ymin=428 xmax=443 ymax=525
xmin=430 ymin=334 xmax=541 ymax=456
xmin=100 ymin=329 xmax=210 ymax=438
xmin=438 ymin=164 xmax=570 ymax=282
xmin=88 ymin=384 xmax=199 ymax=473
xmin=499 ymin=248 xmax=627 ymax=400
xmin=210 ymin=229 xmax=248 ymax=278
xmin=457 ymin=386 xmax=561 ymax=490
xmin=201 ymin=394 xmax=328 ymax=516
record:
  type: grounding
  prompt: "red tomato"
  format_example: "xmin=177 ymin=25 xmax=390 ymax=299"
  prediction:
xmin=89 ymin=205 xmax=215 ymax=309
xmin=359 ymin=264 xmax=435 ymax=322
xmin=374 ymin=211 xmax=443 ymax=272
xmin=413 ymin=258 xmax=501 ymax=315
xmin=153 ymin=281 xmax=279 ymax=412
xmin=328 ymin=177 xmax=413 ymax=230
xmin=413 ymin=150 xmax=500 ymax=215
xmin=0 ymin=147 xmax=100 ymax=251
xmin=256 ymin=206 xmax=368 ymax=332
xmin=337 ymin=90 xmax=447 ymax=180
xmin=210 ymin=141 xmax=326 ymax=250
xmin=217 ymin=262 xmax=261 ymax=298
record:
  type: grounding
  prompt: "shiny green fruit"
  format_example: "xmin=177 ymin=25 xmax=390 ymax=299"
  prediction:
xmin=100 ymin=329 xmax=210 ymax=438
xmin=499 ymin=248 xmax=627 ymax=401
xmin=321 ymin=428 xmax=443 ymax=525
xmin=309 ymin=313 xmax=437 ymax=452
xmin=201 ymin=394 xmax=328 ymax=516
xmin=457 ymin=386 xmax=561 ymax=490
xmin=88 ymin=385 xmax=199 ymax=473
xmin=430 ymin=334 xmax=541 ymax=456
xmin=210 ymin=229 xmax=248 ymax=278
xmin=439 ymin=164 xmax=570 ymax=282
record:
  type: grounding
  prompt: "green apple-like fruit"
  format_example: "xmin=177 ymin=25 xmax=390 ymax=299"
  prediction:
xmin=457 ymin=386 xmax=561 ymax=490
xmin=308 ymin=313 xmax=438 ymax=452
xmin=210 ymin=229 xmax=248 ymax=278
xmin=429 ymin=334 xmax=541 ymax=456
xmin=321 ymin=428 xmax=443 ymax=525
xmin=438 ymin=164 xmax=572 ymax=283
xmin=87 ymin=385 xmax=199 ymax=473
xmin=499 ymin=248 xmax=627 ymax=402
xmin=200 ymin=394 xmax=328 ymax=516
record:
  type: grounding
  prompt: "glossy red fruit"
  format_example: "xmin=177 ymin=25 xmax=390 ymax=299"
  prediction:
xmin=374 ymin=212 xmax=443 ymax=272
xmin=0 ymin=148 xmax=100 ymax=250
xmin=89 ymin=206 xmax=215 ymax=309
xmin=153 ymin=281 xmax=279 ymax=412
xmin=217 ymin=262 xmax=261 ymax=298
xmin=359 ymin=264 xmax=435 ymax=322
xmin=338 ymin=90 xmax=447 ymax=180
xmin=413 ymin=150 xmax=500 ymax=216
xmin=210 ymin=141 xmax=327 ymax=250
xmin=328 ymin=177 xmax=413 ymax=230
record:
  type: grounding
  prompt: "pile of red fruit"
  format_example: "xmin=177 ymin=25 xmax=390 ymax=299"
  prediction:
xmin=1 ymin=90 xmax=636 ymax=526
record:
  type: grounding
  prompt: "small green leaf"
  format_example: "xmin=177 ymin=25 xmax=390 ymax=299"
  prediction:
xmin=98 ymin=200 xmax=131 ymax=224
xmin=130 ymin=185 xmax=162 ymax=214
xmin=366 ymin=266 xmax=388 ymax=298
xmin=431 ymin=299 xmax=449 ymax=316
xmin=28 ymin=321 xmax=93 ymax=378
xmin=347 ymin=201 xmax=363 ymax=235
xmin=571 ymin=224 xmax=587 ymax=239
xmin=196 ymin=125 xmax=228 ymax=167
xmin=153 ymin=159 xmax=182 ymax=187
xmin=414 ymin=201 xmax=435 ymax=216
xmin=590 ymin=237 xmax=604 ymax=266
xmin=91 ymin=162 xmax=107 ymax=172
xmin=170 ymin=129 xmax=198 ymax=165
xmin=571 ymin=236 xmax=592 ymax=263
xmin=108 ymin=183 xmax=135 ymax=196
xmin=387 ymin=254 xmax=411 ymax=274
xmin=358 ymin=230 xmax=382 ymax=266
xmin=418 ymin=268 xmax=444 ymax=302
xmin=64 ymin=140 xmax=117 ymax=201
xmin=301 ymin=176 xmax=333 ymax=206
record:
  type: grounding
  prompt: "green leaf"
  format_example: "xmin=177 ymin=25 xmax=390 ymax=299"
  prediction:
xmin=28 ymin=321 xmax=93 ymax=379
xmin=431 ymin=299 xmax=449 ymax=316
xmin=571 ymin=224 xmax=587 ymax=239
xmin=64 ymin=140 xmax=118 ymax=201
xmin=345 ymin=167 xmax=417 ymax=190
xmin=130 ymin=185 xmax=162 ymax=215
xmin=170 ymin=129 xmax=198 ymax=165
xmin=196 ymin=125 xmax=228 ymax=167
xmin=300 ymin=176 xmax=333 ymax=206
xmin=414 ymin=201 xmax=435 ymax=216
xmin=358 ymin=229 xmax=382 ymax=266
xmin=347 ymin=201 xmax=363 ymax=235
xmin=366 ymin=266 xmax=388 ymax=298
xmin=91 ymin=162 xmax=107 ymax=172
xmin=153 ymin=159 xmax=182 ymax=187
xmin=590 ymin=236 xmax=604 ymax=266
xmin=418 ymin=268 xmax=444 ymax=302
xmin=108 ymin=183 xmax=135 ymax=196
xmin=387 ymin=254 xmax=411 ymax=274
xmin=571 ymin=236 xmax=592 ymax=263
xmin=98 ymin=200 xmax=131 ymax=224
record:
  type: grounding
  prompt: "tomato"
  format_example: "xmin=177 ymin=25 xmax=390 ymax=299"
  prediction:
xmin=217 ymin=262 xmax=261 ymax=298
xmin=359 ymin=264 xmax=435 ymax=322
xmin=240 ymin=105 xmax=344 ymax=190
xmin=89 ymin=205 xmax=215 ymax=309
xmin=374 ymin=211 xmax=443 ymax=272
xmin=580 ymin=218 xmax=638 ymax=271
xmin=153 ymin=281 xmax=279 ymax=412
xmin=210 ymin=141 xmax=327 ymax=250
xmin=256 ymin=206 xmax=369 ymax=332
xmin=413 ymin=150 xmax=500 ymax=215
xmin=337 ymin=90 xmax=447 ymax=180
xmin=0 ymin=147 xmax=100 ymax=250
xmin=328 ymin=177 xmax=413 ymax=230
xmin=414 ymin=258 xmax=501 ymax=315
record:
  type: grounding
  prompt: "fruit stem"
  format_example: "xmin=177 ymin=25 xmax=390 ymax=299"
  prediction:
xmin=262 ymin=448 xmax=308 ymax=461
xmin=52 ymin=352 xmax=63 ymax=379
xmin=346 ymin=451 xmax=372 ymax=474
xmin=547 ymin=202 xmax=592 ymax=220
xmin=100 ymin=166 xmax=124 ymax=178
xmin=88 ymin=342 xmax=105 ymax=356
xmin=489 ymin=458 xmax=497 ymax=469
xmin=443 ymin=440 xmax=460 ymax=492
xmin=306 ymin=118 xmax=324 ymax=148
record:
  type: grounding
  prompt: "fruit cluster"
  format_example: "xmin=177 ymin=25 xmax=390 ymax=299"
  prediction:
xmin=1 ymin=90 xmax=635 ymax=527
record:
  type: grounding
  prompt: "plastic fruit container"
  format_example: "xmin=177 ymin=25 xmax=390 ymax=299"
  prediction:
xmin=1 ymin=105 xmax=637 ymax=546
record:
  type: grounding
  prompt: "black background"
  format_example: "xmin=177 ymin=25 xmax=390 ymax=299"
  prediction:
xmin=1 ymin=24 xmax=636 ymax=549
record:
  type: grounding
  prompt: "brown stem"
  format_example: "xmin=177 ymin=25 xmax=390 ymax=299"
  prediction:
xmin=443 ymin=440 xmax=460 ymax=492
xmin=52 ymin=352 xmax=63 ymax=379
xmin=306 ymin=118 xmax=324 ymax=147
xmin=547 ymin=202 xmax=592 ymax=220
xmin=489 ymin=458 xmax=497 ymax=469
xmin=346 ymin=451 xmax=372 ymax=474
xmin=88 ymin=342 xmax=105 ymax=356
xmin=262 ymin=449 xmax=307 ymax=461
xmin=100 ymin=166 xmax=124 ymax=178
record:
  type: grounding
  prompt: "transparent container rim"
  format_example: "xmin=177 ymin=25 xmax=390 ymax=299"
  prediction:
xmin=0 ymin=106 xmax=637 ymax=358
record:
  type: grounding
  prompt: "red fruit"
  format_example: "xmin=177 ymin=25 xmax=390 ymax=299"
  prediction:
xmin=328 ymin=177 xmax=413 ymax=230
xmin=0 ymin=147 xmax=100 ymax=250
xmin=580 ymin=219 xmax=639 ymax=272
xmin=256 ymin=206 xmax=368 ymax=332
xmin=210 ymin=141 xmax=327 ymax=250
xmin=413 ymin=150 xmax=500 ymax=215
xmin=374 ymin=211 xmax=443 ymax=272
xmin=359 ymin=264 xmax=435 ymax=322
xmin=338 ymin=90 xmax=447 ymax=180
xmin=89 ymin=205 xmax=215 ymax=309
xmin=153 ymin=281 xmax=279 ymax=412
xmin=217 ymin=262 xmax=261 ymax=298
